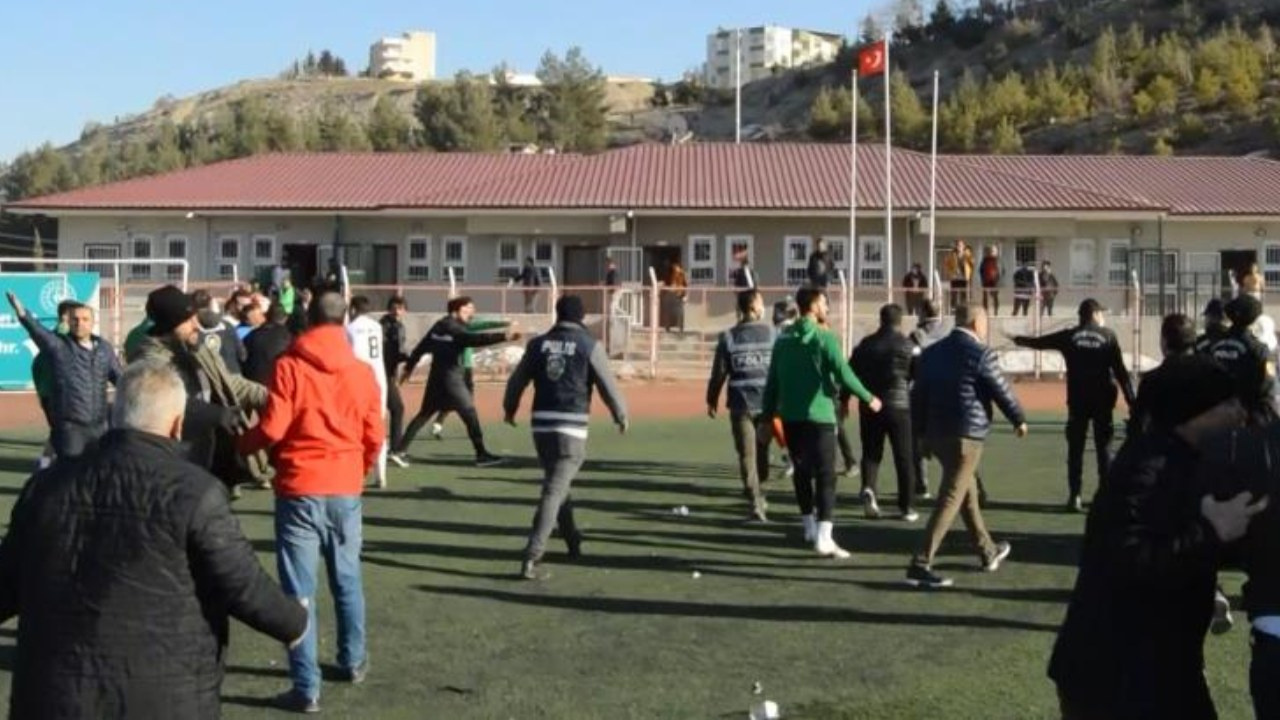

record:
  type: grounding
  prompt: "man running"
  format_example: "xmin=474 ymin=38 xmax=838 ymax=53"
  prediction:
xmin=762 ymin=287 xmax=882 ymax=559
xmin=1012 ymin=299 xmax=1135 ymax=512
xmin=395 ymin=296 xmax=520 ymax=466
xmin=380 ymin=296 xmax=411 ymax=467
xmin=504 ymin=296 xmax=628 ymax=581
xmin=347 ymin=296 xmax=390 ymax=488
xmin=707 ymin=289 xmax=775 ymax=522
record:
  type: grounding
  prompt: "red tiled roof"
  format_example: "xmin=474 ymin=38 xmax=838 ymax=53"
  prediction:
xmin=952 ymin=155 xmax=1280 ymax=215
xmin=8 ymin=143 xmax=1280 ymax=216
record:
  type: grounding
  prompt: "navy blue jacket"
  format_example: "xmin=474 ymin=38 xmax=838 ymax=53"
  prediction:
xmin=17 ymin=310 xmax=121 ymax=427
xmin=911 ymin=329 xmax=1025 ymax=441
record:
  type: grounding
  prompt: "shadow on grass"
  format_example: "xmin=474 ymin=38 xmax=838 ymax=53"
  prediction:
xmin=221 ymin=694 xmax=281 ymax=710
xmin=0 ymin=456 xmax=37 ymax=476
xmin=225 ymin=663 xmax=289 ymax=679
xmin=413 ymin=583 xmax=1058 ymax=632
xmin=363 ymin=516 xmax=529 ymax=537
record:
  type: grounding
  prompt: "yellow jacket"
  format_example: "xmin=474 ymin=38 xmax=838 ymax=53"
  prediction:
xmin=943 ymin=248 xmax=974 ymax=282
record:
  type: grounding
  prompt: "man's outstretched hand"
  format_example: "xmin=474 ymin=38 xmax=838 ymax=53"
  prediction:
xmin=4 ymin=291 xmax=23 ymax=316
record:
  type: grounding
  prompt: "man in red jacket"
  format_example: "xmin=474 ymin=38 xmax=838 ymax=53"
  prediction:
xmin=241 ymin=291 xmax=383 ymax=714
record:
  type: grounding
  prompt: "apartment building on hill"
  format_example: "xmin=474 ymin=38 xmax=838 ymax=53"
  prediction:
xmin=369 ymin=30 xmax=436 ymax=82
xmin=704 ymin=25 xmax=843 ymax=89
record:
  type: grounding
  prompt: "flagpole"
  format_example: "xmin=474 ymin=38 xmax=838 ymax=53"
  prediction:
xmin=883 ymin=30 xmax=893 ymax=304
xmin=929 ymin=69 xmax=939 ymax=303
xmin=735 ymin=28 xmax=742 ymax=144
xmin=850 ymin=67 xmax=859 ymax=291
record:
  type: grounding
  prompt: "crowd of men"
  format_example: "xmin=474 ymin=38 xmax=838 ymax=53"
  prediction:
xmin=6 ymin=267 xmax=1280 ymax=717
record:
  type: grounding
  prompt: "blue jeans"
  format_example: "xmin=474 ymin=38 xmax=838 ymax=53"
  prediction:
xmin=275 ymin=495 xmax=366 ymax=700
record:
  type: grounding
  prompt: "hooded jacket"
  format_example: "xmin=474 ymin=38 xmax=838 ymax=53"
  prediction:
xmin=241 ymin=324 xmax=383 ymax=498
xmin=762 ymin=315 xmax=872 ymax=424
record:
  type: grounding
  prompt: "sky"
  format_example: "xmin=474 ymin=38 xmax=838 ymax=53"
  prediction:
xmin=0 ymin=0 xmax=879 ymax=162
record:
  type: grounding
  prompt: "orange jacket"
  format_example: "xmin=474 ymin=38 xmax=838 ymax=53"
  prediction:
xmin=241 ymin=324 xmax=383 ymax=498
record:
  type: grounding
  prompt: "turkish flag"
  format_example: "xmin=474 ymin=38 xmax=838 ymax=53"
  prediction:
xmin=858 ymin=40 xmax=887 ymax=77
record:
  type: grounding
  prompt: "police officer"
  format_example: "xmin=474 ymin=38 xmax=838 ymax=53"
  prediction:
xmin=909 ymin=300 xmax=947 ymax=499
xmin=1013 ymin=298 xmax=1136 ymax=512
xmin=849 ymin=304 xmax=920 ymax=522
xmin=1209 ymin=293 xmax=1276 ymax=418
xmin=1194 ymin=298 xmax=1230 ymax=355
xmin=396 ymin=296 xmax=520 ymax=466
xmin=707 ymin=290 xmax=776 ymax=522
xmin=504 ymin=295 xmax=629 ymax=581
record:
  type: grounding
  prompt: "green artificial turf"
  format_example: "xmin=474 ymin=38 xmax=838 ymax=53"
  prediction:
xmin=0 ymin=419 xmax=1255 ymax=719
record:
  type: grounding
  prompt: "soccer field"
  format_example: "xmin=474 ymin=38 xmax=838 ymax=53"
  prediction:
xmin=0 ymin=418 xmax=1255 ymax=719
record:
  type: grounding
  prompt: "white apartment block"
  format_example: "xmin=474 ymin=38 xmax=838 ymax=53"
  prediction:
xmin=369 ymin=30 xmax=437 ymax=82
xmin=704 ymin=25 xmax=843 ymax=89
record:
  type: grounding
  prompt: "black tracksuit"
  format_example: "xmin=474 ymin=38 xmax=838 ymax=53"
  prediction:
xmin=1194 ymin=325 xmax=1229 ymax=357
xmin=1015 ymin=322 xmax=1136 ymax=498
xmin=381 ymin=314 xmax=409 ymax=450
xmin=849 ymin=327 xmax=918 ymax=512
xmin=396 ymin=315 xmax=508 ymax=457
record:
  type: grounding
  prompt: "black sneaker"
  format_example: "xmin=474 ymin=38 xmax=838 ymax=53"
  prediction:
xmin=520 ymin=559 xmax=549 ymax=581
xmin=566 ymin=535 xmax=582 ymax=561
xmin=274 ymin=689 xmax=320 ymax=714
xmin=341 ymin=657 xmax=369 ymax=684
xmin=476 ymin=453 xmax=506 ymax=468
xmin=905 ymin=564 xmax=953 ymax=589
xmin=982 ymin=541 xmax=1013 ymax=572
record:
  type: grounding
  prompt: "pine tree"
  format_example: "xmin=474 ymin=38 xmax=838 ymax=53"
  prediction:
xmin=929 ymin=0 xmax=956 ymax=39
xmin=888 ymin=70 xmax=928 ymax=148
xmin=988 ymin=73 xmax=1032 ymax=126
xmin=264 ymin=109 xmax=304 ymax=152
xmin=150 ymin=121 xmax=186 ymax=173
xmin=1152 ymin=134 xmax=1174 ymax=156
xmin=316 ymin=102 xmax=371 ymax=151
xmin=1145 ymin=75 xmax=1179 ymax=119
xmin=989 ymin=117 xmax=1023 ymax=154
xmin=230 ymin=97 xmax=270 ymax=157
xmin=366 ymin=94 xmax=414 ymax=151
xmin=1091 ymin=26 xmax=1124 ymax=114
xmin=1258 ymin=23 xmax=1276 ymax=74
xmin=1224 ymin=64 xmax=1261 ymax=117
xmin=415 ymin=73 xmax=503 ymax=151
xmin=1120 ymin=23 xmax=1145 ymax=66
xmin=536 ymin=47 xmax=608 ymax=153
xmin=860 ymin=14 xmax=883 ymax=45
xmin=1194 ymin=68 xmax=1221 ymax=109
xmin=807 ymin=87 xmax=846 ymax=140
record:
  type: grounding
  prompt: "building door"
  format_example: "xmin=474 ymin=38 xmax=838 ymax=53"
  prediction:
xmin=564 ymin=246 xmax=604 ymax=313
xmin=282 ymin=244 xmax=318 ymax=288
xmin=372 ymin=245 xmax=398 ymax=286
xmin=1221 ymin=249 xmax=1257 ymax=297
xmin=643 ymin=246 xmax=682 ymax=284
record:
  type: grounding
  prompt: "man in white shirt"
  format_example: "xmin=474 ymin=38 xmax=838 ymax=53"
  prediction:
xmin=346 ymin=296 xmax=389 ymax=488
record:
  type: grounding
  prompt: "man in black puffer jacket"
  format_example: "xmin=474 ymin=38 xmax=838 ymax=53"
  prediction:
xmin=6 ymin=290 xmax=121 ymax=459
xmin=850 ymin=304 xmax=919 ymax=521
xmin=0 ymin=361 xmax=307 ymax=720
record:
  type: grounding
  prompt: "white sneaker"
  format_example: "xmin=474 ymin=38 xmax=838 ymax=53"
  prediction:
xmin=431 ymin=423 xmax=444 ymax=440
xmin=901 ymin=510 xmax=920 ymax=523
xmin=801 ymin=514 xmax=818 ymax=544
xmin=815 ymin=520 xmax=851 ymax=559
xmin=388 ymin=453 xmax=409 ymax=468
xmin=862 ymin=489 xmax=882 ymax=519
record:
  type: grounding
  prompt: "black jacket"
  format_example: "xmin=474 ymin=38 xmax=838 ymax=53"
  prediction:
xmin=807 ymin=251 xmax=830 ymax=288
xmin=0 ymin=430 xmax=306 ymax=720
xmin=1048 ymin=430 xmax=1220 ymax=719
xmin=242 ymin=323 xmax=293 ymax=385
xmin=849 ymin=327 xmax=916 ymax=410
xmin=1208 ymin=329 xmax=1275 ymax=413
xmin=1012 ymin=266 xmax=1036 ymax=298
xmin=1014 ymin=322 xmax=1136 ymax=413
xmin=16 ymin=309 xmax=121 ymax=427
xmin=1131 ymin=353 xmax=1229 ymax=433
xmin=381 ymin=314 xmax=409 ymax=377
xmin=911 ymin=329 xmax=1024 ymax=441
xmin=1194 ymin=325 xmax=1229 ymax=356
xmin=405 ymin=316 xmax=508 ymax=405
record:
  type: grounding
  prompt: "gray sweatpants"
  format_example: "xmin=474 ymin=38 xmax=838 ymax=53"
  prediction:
xmin=523 ymin=432 xmax=587 ymax=562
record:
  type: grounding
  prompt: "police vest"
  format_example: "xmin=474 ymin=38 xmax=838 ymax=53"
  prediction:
xmin=722 ymin=321 xmax=775 ymax=413
xmin=529 ymin=323 xmax=596 ymax=438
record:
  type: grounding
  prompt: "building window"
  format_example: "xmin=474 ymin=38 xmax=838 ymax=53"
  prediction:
xmin=1184 ymin=251 xmax=1221 ymax=282
xmin=496 ymin=238 xmax=522 ymax=281
xmin=84 ymin=244 xmax=120 ymax=275
xmin=443 ymin=236 xmax=467 ymax=283
xmin=1264 ymin=243 xmax=1280 ymax=288
xmin=406 ymin=236 xmax=431 ymax=283
xmin=823 ymin=236 xmax=851 ymax=281
xmin=858 ymin=236 xmax=886 ymax=286
xmin=1014 ymin=239 xmax=1038 ymax=267
xmin=129 ymin=236 xmax=153 ymax=280
xmin=252 ymin=235 xmax=276 ymax=268
xmin=688 ymin=235 xmax=716 ymax=285
xmin=725 ymin=235 xmax=754 ymax=278
xmin=784 ymin=235 xmax=813 ymax=286
xmin=1068 ymin=239 xmax=1096 ymax=286
xmin=217 ymin=236 xmax=241 ymax=280
xmin=530 ymin=238 xmax=557 ymax=283
xmin=165 ymin=236 xmax=187 ymax=281
xmin=1106 ymin=239 xmax=1131 ymax=287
